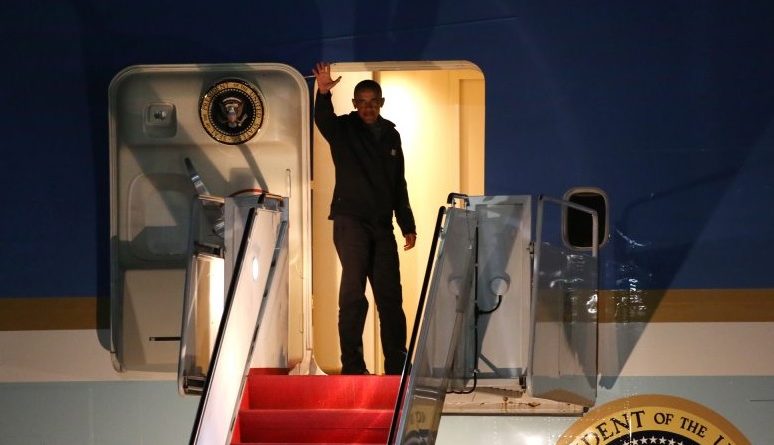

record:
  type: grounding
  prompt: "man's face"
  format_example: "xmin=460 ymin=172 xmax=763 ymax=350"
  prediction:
xmin=352 ymin=89 xmax=384 ymax=124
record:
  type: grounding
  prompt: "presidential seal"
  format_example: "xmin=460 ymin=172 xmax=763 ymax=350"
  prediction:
xmin=199 ymin=79 xmax=265 ymax=144
xmin=558 ymin=395 xmax=749 ymax=445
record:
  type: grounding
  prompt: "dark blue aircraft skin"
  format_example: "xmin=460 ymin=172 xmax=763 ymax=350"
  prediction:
xmin=2 ymin=2 xmax=773 ymax=299
xmin=1 ymin=1 xmax=773 ymax=443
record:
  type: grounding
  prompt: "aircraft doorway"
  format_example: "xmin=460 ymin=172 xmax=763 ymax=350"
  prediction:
xmin=311 ymin=61 xmax=485 ymax=374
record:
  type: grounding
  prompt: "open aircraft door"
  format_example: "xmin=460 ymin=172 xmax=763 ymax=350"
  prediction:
xmin=454 ymin=194 xmax=598 ymax=408
xmin=108 ymin=63 xmax=312 ymax=379
xmin=526 ymin=195 xmax=599 ymax=407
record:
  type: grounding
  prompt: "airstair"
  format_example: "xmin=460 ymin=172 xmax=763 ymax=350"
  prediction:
xmin=180 ymin=192 xmax=599 ymax=444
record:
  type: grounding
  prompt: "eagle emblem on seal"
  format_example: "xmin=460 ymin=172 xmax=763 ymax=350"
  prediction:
xmin=199 ymin=79 xmax=265 ymax=144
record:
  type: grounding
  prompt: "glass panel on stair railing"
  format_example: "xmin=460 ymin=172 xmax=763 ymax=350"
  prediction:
xmin=191 ymin=204 xmax=286 ymax=445
xmin=178 ymin=195 xmax=225 ymax=396
xmin=467 ymin=195 xmax=532 ymax=380
xmin=396 ymin=206 xmax=477 ymax=443
xmin=527 ymin=196 xmax=598 ymax=407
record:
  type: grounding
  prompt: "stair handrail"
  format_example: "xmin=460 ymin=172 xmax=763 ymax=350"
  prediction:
xmin=388 ymin=203 xmax=448 ymax=444
xmin=188 ymin=198 xmax=289 ymax=445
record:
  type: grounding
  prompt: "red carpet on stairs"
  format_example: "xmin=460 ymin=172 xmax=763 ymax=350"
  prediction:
xmin=231 ymin=369 xmax=400 ymax=445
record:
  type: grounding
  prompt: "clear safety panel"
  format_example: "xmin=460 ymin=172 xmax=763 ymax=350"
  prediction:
xmin=527 ymin=196 xmax=598 ymax=407
xmin=191 ymin=205 xmax=287 ymax=445
xmin=395 ymin=206 xmax=478 ymax=443
xmin=177 ymin=192 xmax=290 ymax=396
xmin=468 ymin=195 xmax=532 ymax=379
xmin=178 ymin=195 xmax=226 ymax=395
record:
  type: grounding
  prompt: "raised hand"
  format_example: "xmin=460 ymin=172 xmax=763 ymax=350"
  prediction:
xmin=313 ymin=62 xmax=342 ymax=94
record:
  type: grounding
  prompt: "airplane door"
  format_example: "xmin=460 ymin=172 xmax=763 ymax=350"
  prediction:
xmin=527 ymin=195 xmax=599 ymax=407
xmin=108 ymin=63 xmax=311 ymax=373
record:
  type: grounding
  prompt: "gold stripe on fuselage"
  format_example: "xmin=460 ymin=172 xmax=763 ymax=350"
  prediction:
xmin=598 ymin=288 xmax=774 ymax=323
xmin=1 ymin=289 xmax=773 ymax=330
xmin=0 ymin=296 xmax=106 ymax=330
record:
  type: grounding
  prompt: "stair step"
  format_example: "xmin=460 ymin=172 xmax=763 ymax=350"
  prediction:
xmin=237 ymin=408 xmax=392 ymax=443
xmin=239 ymin=408 xmax=394 ymax=428
xmin=245 ymin=375 xmax=400 ymax=410
xmin=234 ymin=443 xmax=385 ymax=445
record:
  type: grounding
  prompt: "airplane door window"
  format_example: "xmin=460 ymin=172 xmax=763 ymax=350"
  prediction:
xmin=564 ymin=187 xmax=609 ymax=249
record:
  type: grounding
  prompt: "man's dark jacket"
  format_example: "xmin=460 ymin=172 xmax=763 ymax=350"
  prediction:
xmin=314 ymin=91 xmax=416 ymax=236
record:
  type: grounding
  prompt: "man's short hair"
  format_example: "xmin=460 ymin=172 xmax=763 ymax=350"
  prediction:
xmin=354 ymin=79 xmax=382 ymax=97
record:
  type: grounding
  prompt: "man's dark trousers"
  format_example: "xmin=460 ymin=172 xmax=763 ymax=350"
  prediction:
xmin=333 ymin=215 xmax=408 ymax=375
